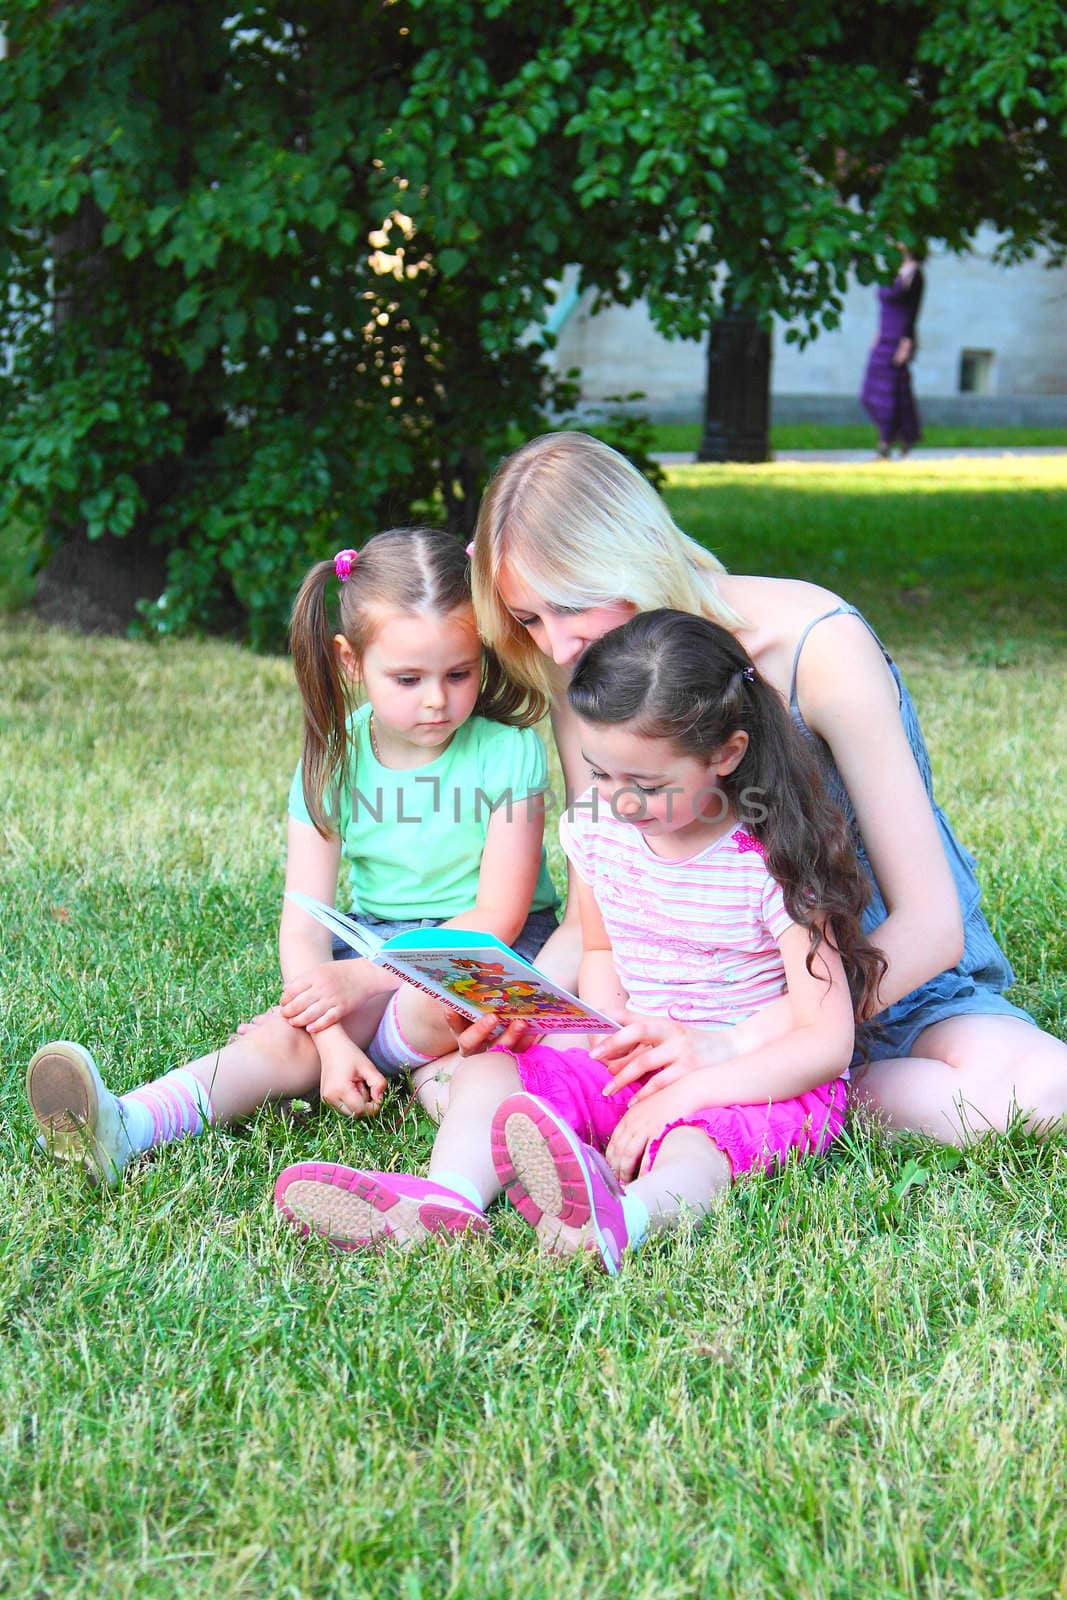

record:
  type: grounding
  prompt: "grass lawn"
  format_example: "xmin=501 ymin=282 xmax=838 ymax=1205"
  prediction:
xmin=651 ymin=421 xmax=1067 ymax=454
xmin=668 ymin=455 xmax=1067 ymax=654
xmin=2 ymin=458 xmax=1066 ymax=1596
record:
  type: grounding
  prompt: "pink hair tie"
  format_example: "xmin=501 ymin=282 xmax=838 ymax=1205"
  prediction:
xmin=334 ymin=548 xmax=359 ymax=582
xmin=465 ymin=541 xmax=475 ymax=558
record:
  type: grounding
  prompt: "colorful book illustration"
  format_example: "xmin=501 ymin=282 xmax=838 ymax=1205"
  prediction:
xmin=286 ymin=891 xmax=619 ymax=1034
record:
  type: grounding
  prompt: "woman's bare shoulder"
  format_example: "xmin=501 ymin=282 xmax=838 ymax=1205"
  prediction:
xmin=723 ymin=574 xmax=851 ymax=690
xmin=725 ymin=573 xmax=846 ymax=628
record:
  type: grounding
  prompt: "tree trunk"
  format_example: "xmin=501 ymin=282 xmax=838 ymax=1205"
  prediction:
xmin=35 ymin=525 xmax=170 ymax=634
xmin=32 ymin=13 xmax=229 ymax=636
xmin=697 ymin=311 xmax=772 ymax=463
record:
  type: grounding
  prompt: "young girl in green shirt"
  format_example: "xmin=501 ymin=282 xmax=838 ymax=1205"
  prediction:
xmin=26 ymin=528 xmax=556 ymax=1184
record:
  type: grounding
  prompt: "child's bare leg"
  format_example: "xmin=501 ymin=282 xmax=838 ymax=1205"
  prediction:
xmin=274 ymin=1047 xmax=521 ymax=1250
xmin=625 ymin=1126 xmax=732 ymax=1234
xmin=426 ymin=1049 xmax=522 ymax=1208
xmin=409 ymin=1054 xmax=461 ymax=1124
xmin=393 ymin=986 xmax=465 ymax=1058
xmin=185 ymin=990 xmax=390 ymax=1121
xmin=393 ymin=987 xmax=472 ymax=1122
xmin=185 ymin=1012 xmax=321 ymax=1123
xmin=490 ymin=1104 xmax=729 ymax=1272
xmin=26 ymin=1017 xmax=322 ymax=1183
xmin=27 ymin=994 xmax=391 ymax=1182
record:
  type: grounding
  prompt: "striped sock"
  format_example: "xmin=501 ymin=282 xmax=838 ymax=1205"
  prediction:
xmin=369 ymin=995 xmax=436 ymax=1076
xmin=118 ymin=1070 xmax=215 ymax=1156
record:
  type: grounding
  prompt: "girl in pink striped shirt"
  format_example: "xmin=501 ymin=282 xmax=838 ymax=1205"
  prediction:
xmin=275 ymin=610 xmax=886 ymax=1272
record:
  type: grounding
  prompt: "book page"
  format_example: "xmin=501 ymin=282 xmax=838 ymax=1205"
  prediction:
xmin=284 ymin=891 xmax=383 ymax=957
xmin=380 ymin=948 xmax=617 ymax=1033
xmin=284 ymin=892 xmax=617 ymax=1032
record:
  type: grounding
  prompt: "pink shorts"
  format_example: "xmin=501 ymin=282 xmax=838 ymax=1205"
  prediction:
xmin=510 ymin=1043 xmax=846 ymax=1179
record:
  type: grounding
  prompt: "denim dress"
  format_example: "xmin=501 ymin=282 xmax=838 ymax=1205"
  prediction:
xmin=789 ymin=606 xmax=1033 ymax=1064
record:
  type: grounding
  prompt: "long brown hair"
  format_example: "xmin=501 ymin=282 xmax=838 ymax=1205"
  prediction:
xmin=290 ymin=528 xmax=547 ymax=835
xmin=567 ymin=610 xmax=887 ymax=1022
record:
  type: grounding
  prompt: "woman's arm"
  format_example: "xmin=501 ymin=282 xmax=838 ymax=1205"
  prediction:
xmin=574 ymin=873 xmax=630 ymax=1019
xmin=446 ymin=707 xmax=586 ymax=1053
xmin=550 ymin=692 xmax=590 ymax=807
xmin=526 ymin=696 xmax=594 ymax=986
xmin=528 ymin=885 xmax=584 ymax=986
xmin=794 ymin=613 xmax=964 ymax=1013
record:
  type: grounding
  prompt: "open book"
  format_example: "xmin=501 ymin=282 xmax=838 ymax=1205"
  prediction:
xmin=286 ymin=891 xmax=618 ymax=1034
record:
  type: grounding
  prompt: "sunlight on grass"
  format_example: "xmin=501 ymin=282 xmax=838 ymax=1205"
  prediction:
xmin=664 ymin=456 xmax=1067 ymax=652
xmin=669 ymin=453 xmax=1067 ymax=490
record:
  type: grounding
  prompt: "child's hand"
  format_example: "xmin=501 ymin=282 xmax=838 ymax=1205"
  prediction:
xmin=442 ymin=1010 xmax=543 ymax=1057
xmin=318 ymin=1044 xmax=387 ymax=1118
xmin=592 ymin=1011 xmax=695 ymax=1094
xmin=593 ymin=1011 xmax=737 ymax=1097
xmin=281 ymin=962 xmax=372 ymax=1033
xmin=605 ymin=1091 xmax=679 ymax=1184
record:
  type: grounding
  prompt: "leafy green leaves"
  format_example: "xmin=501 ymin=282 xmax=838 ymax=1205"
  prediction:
xmin=0 ymin=0 xmax=1064 ymax=643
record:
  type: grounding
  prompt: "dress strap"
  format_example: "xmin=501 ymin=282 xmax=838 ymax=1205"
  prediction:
xmin=788 ymin=606 xmax=853 ymax=712
xmin=788 ymin=603 xmax=896 ymax=715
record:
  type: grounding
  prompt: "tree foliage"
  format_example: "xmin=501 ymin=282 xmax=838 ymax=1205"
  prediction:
xmin=1 ymin=0 xmax=1064 ymax=645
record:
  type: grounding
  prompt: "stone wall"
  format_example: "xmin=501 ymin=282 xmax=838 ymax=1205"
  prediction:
xmin=550 ymin=233 xmax=1067 ymax=425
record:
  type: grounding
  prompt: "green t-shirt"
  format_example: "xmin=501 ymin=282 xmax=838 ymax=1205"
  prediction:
xmin=288 ymin=706 xmax=558 ymax=920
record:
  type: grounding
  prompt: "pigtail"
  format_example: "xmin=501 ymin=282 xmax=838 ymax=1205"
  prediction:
xmin=289 ymin=559 xmax=349 ymax=837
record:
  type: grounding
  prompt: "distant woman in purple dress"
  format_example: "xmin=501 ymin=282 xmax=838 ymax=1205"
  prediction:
xmin=861 ymin=243 xmax=925 ymax=459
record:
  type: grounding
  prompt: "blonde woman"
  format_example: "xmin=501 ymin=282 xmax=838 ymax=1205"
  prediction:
xmin=458 ymin=430 xmax=1065 ymax=1149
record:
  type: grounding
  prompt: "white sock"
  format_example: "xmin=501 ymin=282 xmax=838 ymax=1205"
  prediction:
xmin=626 ymin=1131 xmax=732 ymax=1236
xmin=621 ymin=1192 xmax=650 ymax=1248
xmin=427 ymin=1167 xmax=486 ymax=1210
xmin=118 ymin=1070 xmax=215 ymax=1156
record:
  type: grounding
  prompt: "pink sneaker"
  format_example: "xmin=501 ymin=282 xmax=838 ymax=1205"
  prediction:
xmin=491 ymin=1093 xmax=630 ymax=1274
xmin=274 ymin=1162 xmax=488 ymax=1251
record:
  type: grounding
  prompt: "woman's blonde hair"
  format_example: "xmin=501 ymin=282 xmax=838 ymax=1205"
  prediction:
xmin=472 ymin=431 xmax=745 ymax=699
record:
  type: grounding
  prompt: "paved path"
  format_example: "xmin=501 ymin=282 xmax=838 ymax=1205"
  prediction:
xmin=655 ymin=446 xmax=1067 ymax=465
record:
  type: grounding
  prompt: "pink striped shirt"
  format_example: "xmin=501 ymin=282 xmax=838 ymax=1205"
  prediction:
xmin=560 ymin=799 xmax=794 ymax=1028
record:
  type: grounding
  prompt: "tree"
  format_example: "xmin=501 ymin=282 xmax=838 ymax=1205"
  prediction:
xmin=1 ymin=1 xmax=1064 ymax=644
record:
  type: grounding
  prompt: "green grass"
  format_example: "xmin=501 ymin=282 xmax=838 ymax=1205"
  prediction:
xmin=666 ymin=455 xmax=1067 ymax=653
xmin=651 ymin=421 xmax=1067 ymax=454
xmin=3 ymin=458 xmax=1066 ymax=1596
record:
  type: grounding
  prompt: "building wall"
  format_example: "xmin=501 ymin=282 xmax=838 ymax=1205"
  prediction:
xmin=551 ymin=233 xmax=1067 ymax=423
